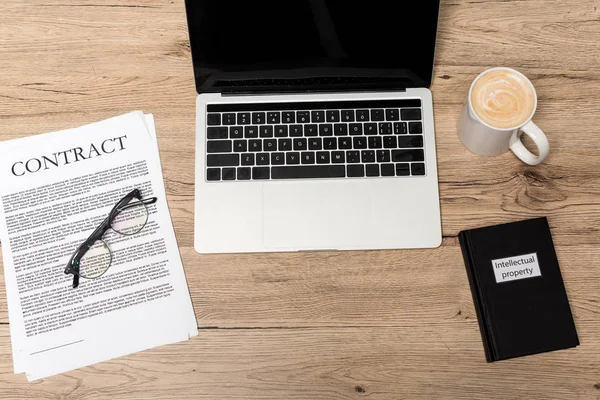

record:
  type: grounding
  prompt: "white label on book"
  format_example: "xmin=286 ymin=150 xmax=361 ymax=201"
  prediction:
xmin=491 ymin=252 xmax=542 ymax=283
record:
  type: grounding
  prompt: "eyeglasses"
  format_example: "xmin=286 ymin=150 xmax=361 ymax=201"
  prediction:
xmin=64 ymin=189 xmax=158 ymax=289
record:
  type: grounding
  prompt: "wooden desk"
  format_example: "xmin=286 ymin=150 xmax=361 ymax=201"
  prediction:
xmin=1 ymin=1 xmax=599 ymax=398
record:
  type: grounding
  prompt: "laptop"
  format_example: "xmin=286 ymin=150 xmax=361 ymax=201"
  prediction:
xmin=185 ymin=1 xmax=442 ymax=254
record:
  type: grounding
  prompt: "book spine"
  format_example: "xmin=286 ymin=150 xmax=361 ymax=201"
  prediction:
xmin=459 ymin=231 xmax=497 ymax=362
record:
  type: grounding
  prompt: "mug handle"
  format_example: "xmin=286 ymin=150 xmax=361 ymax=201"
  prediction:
xmin=509 ymin=121 xmax=550 ymax=165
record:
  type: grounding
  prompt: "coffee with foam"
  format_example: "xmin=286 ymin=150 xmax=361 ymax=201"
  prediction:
xmin=471 ymin=69 xmax=535 ymax=129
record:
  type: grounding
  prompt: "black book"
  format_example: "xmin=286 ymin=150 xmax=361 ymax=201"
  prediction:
xmin=459 ymin=217 xmax=579 ymax=362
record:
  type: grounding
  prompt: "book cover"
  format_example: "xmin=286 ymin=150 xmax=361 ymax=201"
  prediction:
xmin=459 ymin=217 xmax=579 ymax=362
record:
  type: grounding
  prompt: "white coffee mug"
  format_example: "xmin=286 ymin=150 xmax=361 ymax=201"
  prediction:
xmin=458 ymin=67 xmax=549 ymax=165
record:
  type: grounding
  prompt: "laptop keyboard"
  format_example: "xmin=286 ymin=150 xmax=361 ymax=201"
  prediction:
xmin=205 ymin=99 xmax=426 ymax=181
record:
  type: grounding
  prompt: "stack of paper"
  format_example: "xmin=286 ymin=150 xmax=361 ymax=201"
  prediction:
xmin=0 ymin=112 xmax=198 ymax=381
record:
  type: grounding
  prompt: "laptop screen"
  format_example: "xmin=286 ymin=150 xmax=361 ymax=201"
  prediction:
xmin=185 ymin=1 xmax=441 ymax=93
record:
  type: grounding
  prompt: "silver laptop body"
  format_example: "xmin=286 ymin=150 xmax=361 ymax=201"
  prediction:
xmin=186 ymin=1 xmax=442 ymax=253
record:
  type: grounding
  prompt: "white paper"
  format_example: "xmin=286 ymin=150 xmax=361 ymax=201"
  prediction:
xmin=491 ymin=252 xmax=542 ymax=283
xmin=0 ymin=112 xmax=197 ymax=380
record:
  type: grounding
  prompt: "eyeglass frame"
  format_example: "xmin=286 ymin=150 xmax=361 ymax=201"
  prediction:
xmin=64 ymin=189 xmax=158 ymax=289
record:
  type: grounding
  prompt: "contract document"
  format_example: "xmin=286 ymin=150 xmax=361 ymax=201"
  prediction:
xmin=0 ymin=112 xmax=197 ymax=381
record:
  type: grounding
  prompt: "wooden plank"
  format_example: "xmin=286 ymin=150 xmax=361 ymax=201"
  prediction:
xmin=2 ymin=242 xmax=598 ymax=330
xmin=0 ymin=324 xmax=599 ymax=400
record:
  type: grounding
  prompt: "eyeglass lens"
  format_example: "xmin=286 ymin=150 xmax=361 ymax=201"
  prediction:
xmin=79 ymin=240 xmax=112 ymax=279
xmin=111 ymin=198 xmax=149 ymax=235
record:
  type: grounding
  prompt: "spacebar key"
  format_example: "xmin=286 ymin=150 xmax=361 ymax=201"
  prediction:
xmin=271 ymin=165 xmax=346 ymax=179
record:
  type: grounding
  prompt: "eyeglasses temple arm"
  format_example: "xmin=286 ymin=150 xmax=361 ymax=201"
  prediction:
xmin=141 ymin=197 xmax=158 ymax=205
xmin=66 ymin=215 xmax=111 ymax=273
xmin=108 ymin=189 xmax=139 ymax=220
xmin=119 ymin=197 xmax=158 ymax=211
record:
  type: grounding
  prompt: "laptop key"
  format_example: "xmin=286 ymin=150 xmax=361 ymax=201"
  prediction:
xmin=311 ymin=110 xmax=325 ymax=123
xmin=364 ymin=123 xmax=377 ymax=135
xmin=385 ymin=109 xmax=400 ymax=121
xmin=316 ymin=151 xmax=330 ymax=164
xmin=275 ymin=125 xmax=288 ymax=137
xmin=409 ymin=121 xmax=423 ymax=134
xmin=356 ymin=110 xmax=369 ymax=121
xmin=279 ymin=139 xmax=292 ymax=151
xmin=349 ymin=123 xmax=363 ymax=135
xmin=411 ymin=163 xmax=426 ymax=176
xmin=223 ymin=113 xmax=236 ymax=125
xmin=207 ymin=127 xmax=228 ymax=139
xmin=252 ymin=167 xmax=270 ymax=180
xmin=319 ymin=124 xmax=333 ymax=136
xmin=241 ymin=153 xmax=255 ymax=166
xmin=346 ymin=151 xmax=360 ymax=163
xmin=297 ymin=111 xmax=310 ymax=123
xmin=383 ymin=136 xmax=397 ymax=149
xmin=237 ymin=167 xmax=251 ymax=180
xmin=392 ymin=149 xmax=425 ymax=162
xmin=207 ymin=140 xmax=232 ymax=153
xmin=264 ymin=139 xmax=277 ymax=151
xmin=207 ymin=113 xmax=221 ymax=126
xmin=302 ymin=124 xmax=317 ymax=137
xmin=347 ymin=165 xmax=365 ymax=177
xmin=290 ymin=125 xmax=303 ymax=137
xmin=286 ymin=152 xmax=300 ymax=165
xmin=244 ymin=126 xmax=258 ymax=138
xmin=309 ymin=138 xmax=322 ymax=150
xmin=222 ymin=167 xmax=236 ymax=180
xmin=341 ymin=110 xmax=355 ymax=122
xmin=353 ymin=137 xmax=367 ymax=149
xmin=271 ymin=165 xmax=346 ymax=179
xmin=271 ymin=152 xmax=285 ymax=165
xmin=326 ymin=110 xmax=340 ymax=122
xmin=249 ymin=139 xmax=262 ymax=152
xmin=334 ymin=123 xmax=348 ymax=136
xmin=398 ymin=135 xmax=423 ymax=148
xmin=366 ymin=164 xmax=380 ymax=177
xmin=233 ymin=140 xmax=247 ymax=152
xmin=368 ymin=136 xmax=382 ymax=149
xmin=379 ymin=122 xmax=392 ymax=135
xmin=301 ymin=152 xmax=315 ymax=164
xmin=401 ymin=108 xmax=422 ymax=121
xmin=282 ymin=111 xmax=295 ymax=124
xmin=332 ymin=151 xmax=345 ymax=163
xmin=377 ymin=149 xmax=391 ymax=163
xmin=371 ymin=109 xmax=384 ymax=121
xmin=260 ymin=125 xmax=274 ymax=137
xmin=323 ymin=138 xmax=337 ymax=150
xmin=294 ymin=138 xmax=308 ymax=151
xmin=339 ymin=137 xmax=352 ymax=149
xmin=207 ymin=154 xmax=239 ymax=167
xmin=267 ymin=112 xmax=280 ymax=124
xmin=207 ymin=168 xmax=221 ymax=181
xmin=394 ymin=122 xmax=408 ymax=134
xmin=396 ymin=163 xmax=410 ymax=176
xmin=237 ymin=113 xmax=250 ymax=125
xmin=256 ymin=153 xmax=270 ymax=165
xmin=361 ymin=150 xmax=376 ymax=163
xmin=252 ymin=112 xmax=265 ymax=124
xmin=381 ymin=163 xmax=395 ymax=176
xmin=230 ymin=126 xmax=243 ymax=139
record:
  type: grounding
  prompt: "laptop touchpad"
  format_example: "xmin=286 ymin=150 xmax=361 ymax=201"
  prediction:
xmin=262 ymin=182 xmax=372 ymax=250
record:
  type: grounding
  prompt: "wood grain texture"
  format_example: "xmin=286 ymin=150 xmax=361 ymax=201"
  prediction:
xmin=1 ymin=0 xmax=600 ymax=398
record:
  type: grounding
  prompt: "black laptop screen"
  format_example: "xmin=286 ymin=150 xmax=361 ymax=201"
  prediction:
xmin=185 ymin=1 xmax=441 ymax=93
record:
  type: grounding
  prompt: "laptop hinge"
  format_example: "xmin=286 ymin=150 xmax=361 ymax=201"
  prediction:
xmin=220 ymin=87 xmax=407 ymax=97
